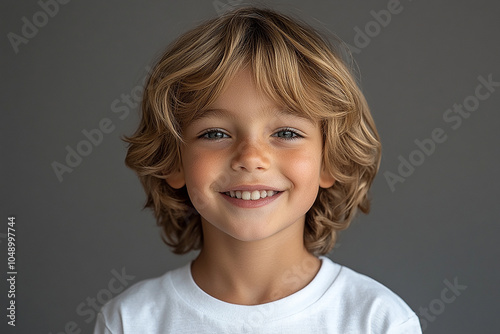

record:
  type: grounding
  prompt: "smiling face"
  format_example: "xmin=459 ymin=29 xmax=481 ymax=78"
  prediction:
xmin=167 ymin=68 xmax=335 ymax=243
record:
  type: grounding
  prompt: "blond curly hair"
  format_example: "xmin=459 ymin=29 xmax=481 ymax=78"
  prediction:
xmin=124 ymin=6 xmax=381 ymax=255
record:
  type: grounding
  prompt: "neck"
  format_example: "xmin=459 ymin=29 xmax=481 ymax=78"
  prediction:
xmin=191 ymin=218 xmax=321 ymax=305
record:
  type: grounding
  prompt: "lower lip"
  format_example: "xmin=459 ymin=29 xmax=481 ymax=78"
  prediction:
xmin=220 ymin=192 xmax=282 ymax=208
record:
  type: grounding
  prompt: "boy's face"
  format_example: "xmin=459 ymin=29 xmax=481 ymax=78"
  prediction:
xmin=168 ymin=68 xmax=334 ymax=243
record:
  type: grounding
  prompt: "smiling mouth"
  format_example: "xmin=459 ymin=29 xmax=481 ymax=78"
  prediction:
xmin=223 ymin=190 xmax=282 ymax=201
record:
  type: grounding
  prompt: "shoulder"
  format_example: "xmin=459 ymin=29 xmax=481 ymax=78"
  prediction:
xmin=100 ymin=271 xmax=167 ymax=318
xmin=334 ymin=263 xmax=407 ymax=300
xmin=320 ymin=257 xmax=422 ymax=333
xmin=96 ymin=264 xmax=187 ymax=332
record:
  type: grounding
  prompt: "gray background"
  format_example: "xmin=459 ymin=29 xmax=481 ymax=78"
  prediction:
xmin=1 ymin=0 xmax=499 ymax=333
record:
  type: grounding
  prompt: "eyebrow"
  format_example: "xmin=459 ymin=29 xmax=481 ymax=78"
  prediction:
xmin=192 ymin=108 xmax=236 ymax=122
xmin=192 ymin=107 xmax=316 ymax=124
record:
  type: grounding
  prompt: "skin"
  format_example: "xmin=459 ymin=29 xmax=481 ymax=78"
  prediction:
xmin=167 ymin=68 xmax=335 ymax=305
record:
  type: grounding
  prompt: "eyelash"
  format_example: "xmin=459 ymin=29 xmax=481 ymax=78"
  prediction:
xmin=198 ymin=128 xmax=229 ymax=140
xmin=198 ymin=128 xmax=303 ymax=141
xmin=271 ymin=127 xmax=303 ymax=140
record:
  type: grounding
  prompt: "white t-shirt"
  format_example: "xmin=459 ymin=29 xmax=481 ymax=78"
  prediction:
xmin=94 ymin=257 xmax=421 ymax=333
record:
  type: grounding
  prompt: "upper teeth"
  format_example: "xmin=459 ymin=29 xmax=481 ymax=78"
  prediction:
xmin=225 ymin=190 xmax=278 ymax=200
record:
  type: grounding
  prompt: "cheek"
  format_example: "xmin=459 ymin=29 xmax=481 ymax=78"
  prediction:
xmin=184 ymin=151 xmax=209 ymax=185
xmin=183 ymin=149 xmax=227 ymax=193
xmin=280 ymin=149 xmax=322 ymax=189
xmin=280 ymin=151 xmax=322 ymax=219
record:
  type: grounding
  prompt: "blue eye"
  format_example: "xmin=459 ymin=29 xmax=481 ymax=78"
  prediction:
xmin=199 ymin=129 xmax=229 ymax=140
xmin=273 ymin=128 xmax=302 ymax=140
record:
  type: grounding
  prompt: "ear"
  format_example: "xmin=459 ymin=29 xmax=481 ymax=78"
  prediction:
xmin=319 ymin=165 xmax=335 ymax=189
xmin=166 ymin=166 xmax=185 ymax=189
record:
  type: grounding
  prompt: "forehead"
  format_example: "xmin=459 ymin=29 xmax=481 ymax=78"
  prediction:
xmin=190 ymin=68 xmax=317 ymax=124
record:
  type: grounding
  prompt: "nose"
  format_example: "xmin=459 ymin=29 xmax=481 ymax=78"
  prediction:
xmin=231 ymin=139 xmax=271 ymax=172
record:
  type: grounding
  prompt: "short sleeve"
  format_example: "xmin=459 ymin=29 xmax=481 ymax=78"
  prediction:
xmin=387 ymin=314 xmax=422 ymax=334
xmin=93 ymin=312 xmax=117 ymax=334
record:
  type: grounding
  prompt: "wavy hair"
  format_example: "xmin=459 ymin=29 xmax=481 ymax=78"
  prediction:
xmin=124 ymin=6 xmax=381 ymax=255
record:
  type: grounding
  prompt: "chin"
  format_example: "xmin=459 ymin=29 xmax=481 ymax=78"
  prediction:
xmin=225 ymin=221 xmax=296 ymax=243
xmin=226 ymin=227 xmax=275 ymax=242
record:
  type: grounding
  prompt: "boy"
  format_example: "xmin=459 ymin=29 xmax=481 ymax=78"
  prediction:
xmin=95 ymin=6 xmax=422 ymax=333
